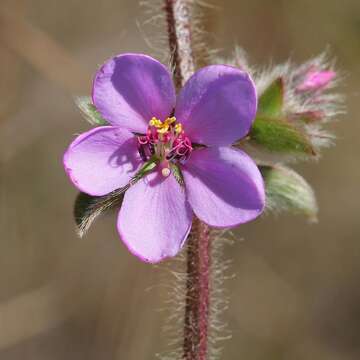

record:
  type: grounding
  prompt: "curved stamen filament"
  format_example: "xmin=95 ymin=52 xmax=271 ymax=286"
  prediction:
xmin=137 ymin=117 xmax=193 ymax=167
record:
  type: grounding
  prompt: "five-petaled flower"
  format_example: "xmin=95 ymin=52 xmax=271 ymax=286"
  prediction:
xmin=63 ymin=53 xmax=265 ymax=263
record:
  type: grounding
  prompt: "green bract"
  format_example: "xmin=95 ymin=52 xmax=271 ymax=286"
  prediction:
xmin=257 ymin=77 xmax=283 ymax=117
xmin=260 ymin=165 xmax=318 ymax=220
xmin=250 ymin=78 xmax=315 ymax=156
xmin=251 ymin=116 xmax=314 ymax=155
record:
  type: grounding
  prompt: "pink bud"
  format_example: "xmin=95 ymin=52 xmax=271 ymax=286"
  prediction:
xmin=297 ymin=70 xmax=336 ymax=92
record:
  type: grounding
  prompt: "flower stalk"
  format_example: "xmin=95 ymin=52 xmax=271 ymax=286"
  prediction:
xmin=164 ymin=0 xmax=195 ymax=86
xmin=164 ymin=1 xmax=211 ymax=359
xmin=184 ymin=220 xmax=211 ymax=360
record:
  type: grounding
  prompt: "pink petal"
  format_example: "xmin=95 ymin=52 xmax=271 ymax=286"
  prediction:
xmin=175 ymin=65 xmax=257 ymax=146
xmin=92 ymin=53 xmax=176 ymax=133
xmin=182 ymin=147 xmax=265 ymax=227
xmin=63 ymin=126 xmax=141 ymax=196
xmin=118 ymin=171 xmax=193 ymax=263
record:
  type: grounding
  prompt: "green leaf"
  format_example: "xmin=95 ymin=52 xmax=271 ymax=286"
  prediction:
xmin=73 ymin=157 xmax=158 ymax=237
xmin=75 ymin=96 xmax=107 ymax=125
xmin=258 ymin=78 xmax=284 ymax=117
xmin=250 ymin=116 xmax=315 ymax=155
xmin=260 ymin=165 xmax=318 ymax=220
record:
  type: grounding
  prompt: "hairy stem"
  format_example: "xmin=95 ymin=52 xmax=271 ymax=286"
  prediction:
xmin=184 ymin=219 xmax=210 ymax=360
xmin=164 ymin=1 xmax=211 ymax=359
xmin=164 ymin=0 xmax=195 ymax=86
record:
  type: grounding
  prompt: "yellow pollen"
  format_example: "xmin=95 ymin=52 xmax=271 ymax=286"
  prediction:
xmin=149 ymin=117 xmax=162 ymax=127
xmin=157 ymin=125 xmax=169 ymax=134
xmin=175 ymin=123 xmax=183 ymax=134
xmin=165 ymin=117 xmax=176 ymax=124
xmin=161 ymin=167 xmax=171 ymax=177
xmin=149 ymin=116 xmax=178 ymax=135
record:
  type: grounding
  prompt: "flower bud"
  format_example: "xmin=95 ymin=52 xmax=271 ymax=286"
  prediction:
xmin=260 ymin=165 xmax=318 ymax=221
xmin=296 ymin=70 xmax=336 ymax=92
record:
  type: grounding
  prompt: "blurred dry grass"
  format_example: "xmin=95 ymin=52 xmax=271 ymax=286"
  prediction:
xmin=0 ymin=0 xmax=359 ymax=359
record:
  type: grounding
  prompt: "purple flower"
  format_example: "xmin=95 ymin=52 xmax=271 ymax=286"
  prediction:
xmin=63 ymin=54 xmax=265 ymax=263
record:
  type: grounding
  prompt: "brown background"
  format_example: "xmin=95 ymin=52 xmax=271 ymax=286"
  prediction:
xmin=0 ymin=0 xmax=359 ymax=359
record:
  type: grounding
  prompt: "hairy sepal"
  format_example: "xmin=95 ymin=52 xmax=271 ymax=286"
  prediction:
xmin=74 ymin=190 xmax=124 ymax=238
xmin=258 ymin=77 xmax=284 ymax=117
xmin=260 ymin=165 xmax=318 ymax=220
xmin=250 ymin=116 xmax=315 ymax=155
xmin=74 ymin=158 xmax=157 ymax=237
xmin=250 ymin=77 xmax=316 ymax=157
xmin=75 ymin=96 xmax=108 ymax=125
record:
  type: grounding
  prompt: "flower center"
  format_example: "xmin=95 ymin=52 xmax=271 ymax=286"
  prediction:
xmin=137 ymin=116 xmax=193 ymax=176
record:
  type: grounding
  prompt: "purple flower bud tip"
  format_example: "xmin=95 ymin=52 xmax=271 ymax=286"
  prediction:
xmin=296 ymin=70 xmax=336 ymax=92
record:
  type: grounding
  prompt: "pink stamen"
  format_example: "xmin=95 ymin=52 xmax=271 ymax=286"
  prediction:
xmin=138 ymin=135 xmax=149 ymax=145
xmin=137 ymin=120 xmax=193 ymax=164
xmin=176 ymin=146 xmax=188 ymax=156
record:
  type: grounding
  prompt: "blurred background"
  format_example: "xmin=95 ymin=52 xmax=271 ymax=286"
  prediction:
xmin=0 ymin=0 xmax=359 ymax=359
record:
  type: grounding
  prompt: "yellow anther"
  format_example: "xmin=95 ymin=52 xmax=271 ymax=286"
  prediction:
xmin=149 ymin=117 xmax=162 ymax=127
xmin=175 ymin=123 xmax=183 ymax=134
xmin=165 ymin=116 xmax=176 ymax=125
xmin=157 ymin=126 xmax=169 ymax=134
xmin=149 ymin=117 xmax=179 ymax=135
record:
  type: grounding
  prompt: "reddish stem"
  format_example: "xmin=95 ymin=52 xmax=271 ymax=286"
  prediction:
xmin=164 ymin=0 xmax=195 ymax=85
xmin=197 ymin=222 xmax=210 ymax=360
xmin=163 ymin=1 xmax=211 ymax=359
xmin=164 ymin=0 xmax=182 ymax=89
xmin=184 ymin=219 xmax=210 ymax=360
